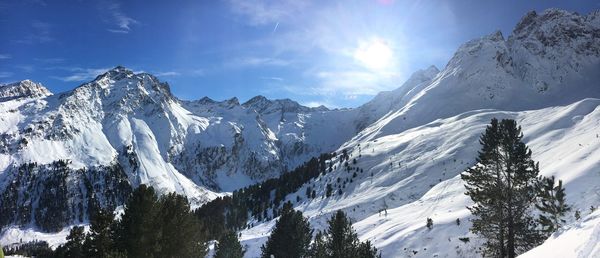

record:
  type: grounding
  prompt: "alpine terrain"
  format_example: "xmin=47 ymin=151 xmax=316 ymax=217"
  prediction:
xmin=1 ymin=8 xmax=599 ymax=258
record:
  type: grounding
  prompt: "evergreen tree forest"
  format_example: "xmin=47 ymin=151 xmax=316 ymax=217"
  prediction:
xmin=260 ymin=208 xmax=380 ymax=258
xmin=195 ymin=152 xmax=335 ymax=240
xmin=462 ymin=118 xmax=570 ymax=258
xmin=52 ymin=185 xmax=207 ymax=258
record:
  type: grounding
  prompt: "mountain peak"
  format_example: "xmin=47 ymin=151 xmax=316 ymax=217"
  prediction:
xmin=226 ymin=97 xmax=240 ymax=106
xmin=99 ymin=66 xmax=135 ymax=81
xmin=242 ymin=95 xmax=270 ymax=108
xmin=0 ymin=80 xmax=52 ymax=100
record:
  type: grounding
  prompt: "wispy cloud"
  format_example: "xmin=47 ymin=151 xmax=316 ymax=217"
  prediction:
xmin=0 ymin=54 xmax=11 ymax=59
xmin=226 ymin=57 xmax=290 ymax=68
xmin=260 ymin=76 xmax=284 ymax=81
xmin=103 ymin=1 xmax=138 ymax=33
xmin=0 ymin=72 xmax=13 ymax=78
xmin=16 ymin=65 xmax=34 ymax=73
xmin=154 ymin=71 xmax=181 ymax=77
xmin=51 ymin=67 xmax=111 ymax=82
xmin=311 ymin=69 xmax=400 ymax=96
xmin=34 ymin=57 xmax=65 ymax=64
xmin=227 ymin=0 xmax=309 ymax=26
xmin=190 ymin=69 xmax=205 ymax=77
xmin=225 ymin=0 xmax=411 ymax=103
xmin=12 ymin=20 xmax=54 ymax=44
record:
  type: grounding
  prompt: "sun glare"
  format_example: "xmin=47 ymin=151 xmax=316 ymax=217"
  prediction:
xmin=353 ymin=38 xmax=393 ymax=71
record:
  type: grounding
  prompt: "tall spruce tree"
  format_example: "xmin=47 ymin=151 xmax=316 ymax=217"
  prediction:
xmin=214 ymin=231 xmax=245 ymax=258
xmin=536 ymin=176 xmax=570 ymax=236
xmin=261 ymin=202 xmax=312 ymax=258
xmin=462 ymin=118 xmax=543 ymax=258
xmin=310 ymin=231 xmax=329 ymax=258
xmin=324 ymin=210 xmax=379 ymax=258
xmin=157 ymin=193 xmax=207 ymax=258
xmin=58 ymin=226 xmax=86 ymax=258
xmin=84 ymin=209 xmax=117 ymax=258
xmin=117 ymin=184 xmax=162 ymax=257
xmin=326 ymin=210 xmax=359 ymax=258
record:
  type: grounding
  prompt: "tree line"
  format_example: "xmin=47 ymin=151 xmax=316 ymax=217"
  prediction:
xmin=259 ymin=202 xmax=380 ymax=258
xmin=195 ymin=152 xmax=335 ymax=240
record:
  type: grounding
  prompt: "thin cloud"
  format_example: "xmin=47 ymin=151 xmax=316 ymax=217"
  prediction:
xmin=34 ymin=57 xmax=65 ymax=64
xmin=0 ymin=54 xmax=11 ymax=59
xmin=154 ymin=71 xmax=181 ymax=77
xmin=226 ymin=57 xmax=290 ymax=68
xmin=103 ymin=1 xmax=139 ymax=34
xmin=0 ymin=72 xmax=13 ymax=78
xmin=51 ymin=67 xmax=111 ymax=82
xmin=190 ymin=69 xmax=205 ymax=77
xmin=12 ymin=20 xmax=54 ymax=44
xmin=260 ymin=76 xmax=284 ymax=81
xmin=227 ymin=0 xmax=308 ymax=26
xmin=226 ymin=0 xmax=408 ymax=101
xmin=16 ymin=65 xmax=34 ymax=73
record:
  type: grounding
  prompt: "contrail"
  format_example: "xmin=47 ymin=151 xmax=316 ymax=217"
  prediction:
xmin=273 ymin=22 xmax=279 ymax=33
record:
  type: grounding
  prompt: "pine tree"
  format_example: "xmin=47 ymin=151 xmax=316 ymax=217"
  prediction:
xmin=117 ymin=184 xmax=162 ymax=257
xmin=214 ymin=231 xmax=245 ymax=258
xmin=327 ymin=210 xmax=357 ymax=258
xmin=462 ymin=118 xmax=543 ymax=258
xmin=310 ymin=231 xmax=329 ymax=258
xmin=60 ymin=226 xmax=86 ymax=258
xmin=357 ymin=241 xmax=381 ymax=258
xmin=426 ymin=218 xmax=433 ymax=230
xmin=261 ymin=202 xmax=312 ymax=258
xmin=157 ymin=193 xmax=207 ymax=258
xmin=536 ymin=176 xmax=570 ymax=236
xmin=326 ymin=184 xmax=333 ymax=197
xmin=84 ymin=209 xmax=116 ymax=258
xmin=324 ymin=210 xmax=381 ymax=258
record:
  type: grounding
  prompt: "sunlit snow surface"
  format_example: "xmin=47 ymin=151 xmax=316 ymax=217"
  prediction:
xmin=240 ymin=99 xmax=600 ymax=258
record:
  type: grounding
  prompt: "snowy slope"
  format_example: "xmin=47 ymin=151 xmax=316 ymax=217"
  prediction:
xmin=241 ymin=98 xmax=600 ymax=257
xmin=352 ymin=9 xmax=600 ymax=144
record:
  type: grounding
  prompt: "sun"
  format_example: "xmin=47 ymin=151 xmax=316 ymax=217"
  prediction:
xmin=353 ymin=38 xmax=393 ymax=71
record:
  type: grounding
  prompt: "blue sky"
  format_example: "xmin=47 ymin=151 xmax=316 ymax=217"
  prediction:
xmin=0 ymin=0 xmax=597 ymax=108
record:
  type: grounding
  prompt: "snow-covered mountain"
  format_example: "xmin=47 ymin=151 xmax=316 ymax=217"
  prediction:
xmin=1 ymin=7 xmax=599 ymax=257
xmin=0 ymin=65 xmax=401 ymax=231
xmin=0 ymin=80 xmax=52 ymax=100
